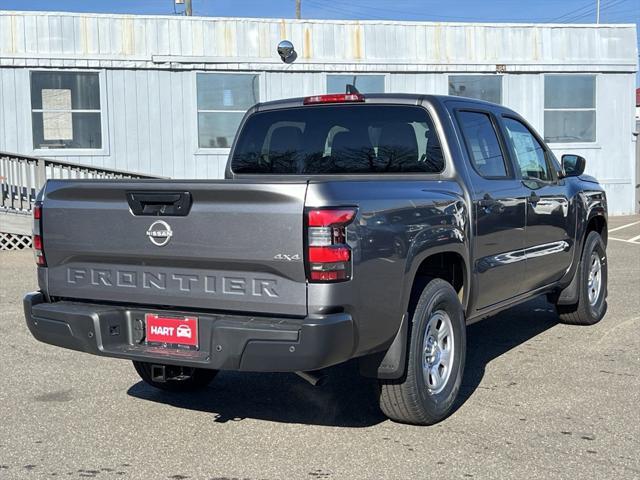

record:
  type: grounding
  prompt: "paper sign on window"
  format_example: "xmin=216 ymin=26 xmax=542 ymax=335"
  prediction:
xmin=42 ymin=89 xmax=73 ymax=140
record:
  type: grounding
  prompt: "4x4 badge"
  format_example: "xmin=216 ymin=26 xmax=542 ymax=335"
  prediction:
xmin=146 ymin=220 xmax=173 ymax=247
xmin=273 ymin=253 xmax=301 ymax=261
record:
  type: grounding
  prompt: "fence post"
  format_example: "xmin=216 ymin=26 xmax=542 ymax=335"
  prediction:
xmin=36 ymin=158 xmax=47 ymax=190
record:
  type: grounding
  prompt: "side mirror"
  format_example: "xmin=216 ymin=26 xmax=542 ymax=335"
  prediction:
xmin=561 ymin=154 xmax=586 ymax=178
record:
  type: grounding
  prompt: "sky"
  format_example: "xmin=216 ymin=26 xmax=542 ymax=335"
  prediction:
xmin=0 ymin=0 xmax=636 ymax=23
xmin=1 ymin=0 xmax=638 ymax=82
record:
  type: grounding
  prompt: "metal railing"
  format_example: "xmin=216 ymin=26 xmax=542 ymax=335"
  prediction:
xmin=0 ymin=152 xmax=161 ymax=213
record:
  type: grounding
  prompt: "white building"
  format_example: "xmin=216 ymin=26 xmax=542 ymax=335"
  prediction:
xmin=0 ymin=11 xmax=637 ymax=213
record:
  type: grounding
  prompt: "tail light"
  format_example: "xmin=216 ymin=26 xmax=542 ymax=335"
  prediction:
xmin=33 ymin=201 xmax=46 ymax=267
xmin=306 ymin=208 xmax=356 ymax=282
xmin=303 ymin=93 xmax=365 ymax=105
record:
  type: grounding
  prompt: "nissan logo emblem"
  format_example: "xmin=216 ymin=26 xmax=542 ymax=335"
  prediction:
xmin=146 ymin=220 xmax=173 ymax=247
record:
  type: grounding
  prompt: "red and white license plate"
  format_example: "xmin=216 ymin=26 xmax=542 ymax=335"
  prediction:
xmin=145 ymin=313 xmax=199 ymax=349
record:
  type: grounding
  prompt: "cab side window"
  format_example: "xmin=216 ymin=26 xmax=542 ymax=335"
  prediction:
xmin=502 ymin=117 xmax=552 ymax=182
xmin=457 ymin=111 xmax=508 ymax=178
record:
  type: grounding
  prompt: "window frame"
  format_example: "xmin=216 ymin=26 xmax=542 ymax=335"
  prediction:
xmin=500 ymin=114 xmax=559 ymax=185
xmin=448 ymin=74 xmax=503 ymax=104
xmin=324 ymin=73 xmax=389 ymax=95
xmin=29 ymin=69 xmax=108 ymax=156
xmin=194 ymin=71 xmax=264 ymax=154
xmin=543 ymin=74 xmax=597 ymax=146
xmin=454 ymin=107 xmax=513 ymax=180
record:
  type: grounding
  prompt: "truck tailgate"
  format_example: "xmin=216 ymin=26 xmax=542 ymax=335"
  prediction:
xmin=41 ymin=180 xmax=308 ymax=316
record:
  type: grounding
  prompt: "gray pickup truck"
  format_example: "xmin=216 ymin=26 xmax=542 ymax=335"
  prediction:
xmin=24 ymin=92 xmax=608 ymax=425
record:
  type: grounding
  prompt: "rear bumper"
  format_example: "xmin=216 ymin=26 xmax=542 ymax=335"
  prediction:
xmin=23 ymin=292 xmax=355 ymax=372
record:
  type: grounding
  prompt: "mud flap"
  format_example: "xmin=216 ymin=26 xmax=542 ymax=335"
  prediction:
xmin=359 ymin=313 xmax=408 ymax=380
xmin=557 ymin=261 xmax=581 ymax=306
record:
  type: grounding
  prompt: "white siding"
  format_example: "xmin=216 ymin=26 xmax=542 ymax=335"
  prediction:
xmin=546 ymin=74 xmax=638 ymax=214
xmin=265 ymin=72 xmax=325 ymax=99
xmin=0 ymin=11 xmax=637 ymax=213
xmin=1 ymin=12 xmax=636 ymax=72
xmin=388 ymin=73 xmax=447 ymax=95
xmin=503 ymin=74 xmax=544 ymax=131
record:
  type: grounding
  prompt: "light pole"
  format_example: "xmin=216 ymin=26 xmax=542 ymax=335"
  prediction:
xmin=296 ymin=0 xmax=301 ymax=19
xmin=186 ymin=0 xmax=193 ymax=16
xmin=596 ymin=0 xmax=600 ymax=23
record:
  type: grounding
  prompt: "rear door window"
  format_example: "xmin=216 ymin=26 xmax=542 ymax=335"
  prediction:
xmin=231 ymin=105 xmax=444 ymax=174
xmin=457 ymin=111 xmax=508 ymax=178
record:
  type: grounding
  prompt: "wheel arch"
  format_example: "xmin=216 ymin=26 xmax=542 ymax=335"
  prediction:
xmin=360 ymin=246 xmax=469 ymax=380
xmin=586 ymin=213 xmax=607 ymax=246
xmin=555 ymin=209 xmax=607 ymax=307
xmin=403 ymin=245 xmax=470 ymax=315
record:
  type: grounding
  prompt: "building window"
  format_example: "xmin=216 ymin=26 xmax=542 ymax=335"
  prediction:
xmin=544 ymin=75 xmax=596 ymax=143
xmin=31 ymin=71 xmax=102 ymax=150
xmin=327 ymin=75 xmax=385 ymax=94
xmin=197 ymin=73 xmax=259 ymax=149
xmin=449 ymin=75 xmax=502 ymax=104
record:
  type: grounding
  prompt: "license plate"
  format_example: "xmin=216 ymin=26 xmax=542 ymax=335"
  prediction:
xmin=145 ymin=313 xmax=199 ymax=349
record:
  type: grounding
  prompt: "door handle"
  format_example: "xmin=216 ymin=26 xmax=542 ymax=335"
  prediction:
xmin=529 ymin=191 xmax=540 ymax=205
xmin=478 ymin=194 xmax=502 ymax=213
xmin=126 ymin=191 xmax=192 ymax=216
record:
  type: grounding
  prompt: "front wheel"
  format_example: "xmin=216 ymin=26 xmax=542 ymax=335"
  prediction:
xmin=378 ymin=278 xmax=466 ymax=425
xmin=132 ymin=361 xmax=218 ymax=392
xmin=556 ymin=231 xmax=607 ymax=325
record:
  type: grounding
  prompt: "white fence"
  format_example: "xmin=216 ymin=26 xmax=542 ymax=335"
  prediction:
xmin=0 ymin=152 xmax=160 ymax=250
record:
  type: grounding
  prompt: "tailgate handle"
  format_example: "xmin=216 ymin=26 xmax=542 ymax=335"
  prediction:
xmin=126 ymin=191 xmax=192 ymax=216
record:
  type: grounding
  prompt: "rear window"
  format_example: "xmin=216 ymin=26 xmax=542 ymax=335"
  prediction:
xmin=231 ymin=105 xmax=444 ymax=174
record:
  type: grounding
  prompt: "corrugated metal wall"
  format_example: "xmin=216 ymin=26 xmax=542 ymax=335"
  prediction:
xmin=1 ymin=12 xmax=636 ymax=70
xmin=0 ymin=11 xmax=637 ymax=213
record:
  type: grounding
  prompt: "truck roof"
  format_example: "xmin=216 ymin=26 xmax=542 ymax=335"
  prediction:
xmin=255 ymin=93 xmax=510 ymax=112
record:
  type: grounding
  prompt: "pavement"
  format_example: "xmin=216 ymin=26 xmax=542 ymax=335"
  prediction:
xmin=0 ymin=216 xmax=639 ymax=480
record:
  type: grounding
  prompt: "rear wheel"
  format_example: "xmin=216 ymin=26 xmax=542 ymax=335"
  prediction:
xmin=556 ymin=231 xmax=607 ymax=325
xmin=378 ymin=278 xmax=466 ymax=425
xmin=132 ymin=361 xmax=218 ymax=392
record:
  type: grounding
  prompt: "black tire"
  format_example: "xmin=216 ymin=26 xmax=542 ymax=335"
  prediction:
xmin=378 ymin=278 xmax=466 ymax=425
xmin=556 ymin=231 xmax=607 ymax=325
xmin=132 ymin=361 xmax=218 ymax=392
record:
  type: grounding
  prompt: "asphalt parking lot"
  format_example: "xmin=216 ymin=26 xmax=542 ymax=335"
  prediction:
xmin=0 ymin=216 xmax=638 ymax=480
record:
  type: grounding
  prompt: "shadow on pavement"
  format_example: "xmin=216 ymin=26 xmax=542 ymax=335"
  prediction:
xmin=128 ymin=359 xmax=386 ymax=428
xmin=456 ymin=296 xmax=559 ymax=408
xmin=127 ymin=296 xmax=559 ymax=427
